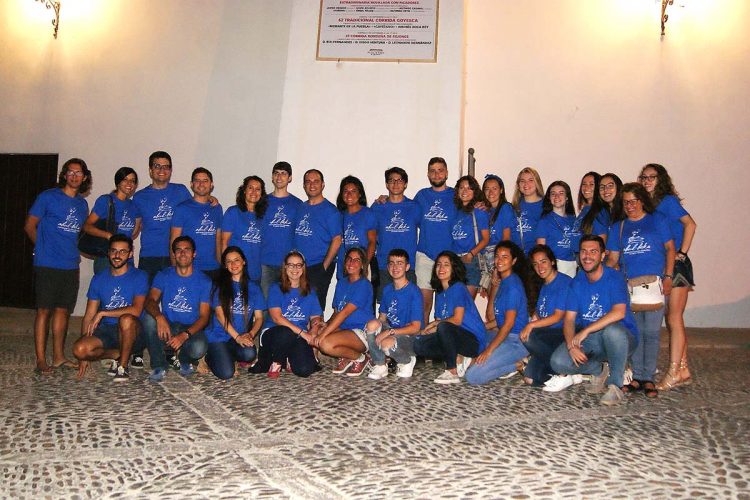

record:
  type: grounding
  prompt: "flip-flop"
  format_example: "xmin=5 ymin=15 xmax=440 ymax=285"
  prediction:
xmin=52 ymin=360 xmax=79 ymax=369
xmin=622 ymin=379 xmax=642 ymax=394
xmin=642 ymin=381 xmax=659 ymax=399
xmin=34 ymin=366 xmax=53 ymax=375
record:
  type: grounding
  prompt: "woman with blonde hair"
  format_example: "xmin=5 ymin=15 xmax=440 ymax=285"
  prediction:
xmin=511 ymin=167 xmax=544 ymax=252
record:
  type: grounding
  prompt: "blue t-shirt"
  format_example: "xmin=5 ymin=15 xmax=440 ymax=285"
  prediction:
xmin=28 ymin=188 xmax=89 ymax=270
xmin=172 ymin=199 xmax=224 ymax=271
xmin=206 ymin=281 xmax=266 ymax=343
xmin=261 ymin=194 xmax=303 ymax=267
xmin=488 ymin=203 xmax=516 ymax=246
xmin=451 ymin=208 xmax=489 ymax=255
xmin=414 ymin=187 xmax=456 ymax=260
xmin=655 ymin=194 xmax=689 ymax=251
xmin=371 ymin=197 xmax=421 ymax=270
xmin=434 ymin=282 xmax=488 ymax=351
xmin=535 ymin=272 xmax=572 ymax=329
xmin=264 ymin=284 xmax=323 ymax=330
xmin=607 ymin=214 xmax=672 ymax=278
xmin=493 ymin=273 xmax=529 ymax=336
xmin=152 ymin=267 xmax=212 ymax=325
xmin=338 ymin=207 xmax=377 ymax=279
xmin=511 ymin=199 xmax=543 ymax=251
xmin=91 ymin=194 xmax=141 ymax=240
xmin=133 ymin=183 xmax=191 ymax=258
xmin=575 ymin=205 xmax=610 ymax=238
xmin=222 ymin=206 xmax=262 ymax=281
xmin=86 ymin=267 xmax=149 ymax=325
xmin=565 ymin=266 xmax=638 ymax=343
xmin=293 ymin=199 xmax=342 ymax=266
xmin=333 ymin=276 xmax=374 ymax=331
xmin=537 ymin=212 xmax=580 ymax=261
xmin=379 ymin=281 xmax=424 ymax=329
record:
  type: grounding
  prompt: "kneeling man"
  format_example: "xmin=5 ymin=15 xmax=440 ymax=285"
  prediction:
xmin=550 ymin=235 xmax=639 ymax=405
xmin=74 ymin=235 xmax=149 ymax=381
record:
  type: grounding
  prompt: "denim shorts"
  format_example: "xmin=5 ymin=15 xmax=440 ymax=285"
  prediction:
xmin=673 ymin=255 xmax=695 ymax=288
xmin=461 ymin=255 xmax=481 ymax=287
xmin=93 ymin=323 xmax=120 ymax=350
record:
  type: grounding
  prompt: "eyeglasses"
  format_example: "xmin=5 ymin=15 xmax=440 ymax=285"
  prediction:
xmin=285 ymin=263 xmax=304 ymax=269
xmin=638 ymin=175 xmax=657 ymax=182
xmin=345 ymin=256 xmax=362 ymax=263
xmin=108 ymin=248 xmax=130 ymax=256
xmin=151 ymin=164 xmax=172 ymax=171
xmin=599 ymin=183 xmax=616 ymax=190
xmin=387 ymin=178 xmax=405 ymax=185
xmin=66 ymin=171 xmax=84 ymax=178
xmin=623 ymin=199 xmax=641 ymax=206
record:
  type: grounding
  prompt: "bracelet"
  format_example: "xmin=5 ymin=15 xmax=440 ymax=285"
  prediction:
xmin=677 ymin=250 xmax=688 ymax=256
xmin=183 ymin=330 xmax=192 ymax=337
xmin=298 ymin=329 xmax=304 ymax=336
xmin=663 ymin=274 xmax=673 ymax=279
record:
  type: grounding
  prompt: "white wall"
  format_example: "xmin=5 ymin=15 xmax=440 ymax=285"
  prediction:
xmin=463 ymin=0 xmax=750 ymax=327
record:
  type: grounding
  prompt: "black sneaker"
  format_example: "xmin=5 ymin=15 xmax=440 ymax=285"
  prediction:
xmin=131 ymin=356 xmax=144 ymax=369
xmin=107 ymin=359 xmax=118 ymax=376
xmin=113 ymin=365 xmax=129 ymax=382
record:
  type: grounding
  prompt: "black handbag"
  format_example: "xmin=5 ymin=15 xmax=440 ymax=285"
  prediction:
xmin=78 ymin=194 xmax=116 ymax=257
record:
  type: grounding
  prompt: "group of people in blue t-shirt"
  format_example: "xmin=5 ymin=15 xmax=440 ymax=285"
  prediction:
xmin=25 ymin=153 xmax=696 ymax=405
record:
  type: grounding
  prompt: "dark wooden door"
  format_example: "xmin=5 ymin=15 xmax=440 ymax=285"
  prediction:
xmin=0 ymin=154 xmax=59 ymax=308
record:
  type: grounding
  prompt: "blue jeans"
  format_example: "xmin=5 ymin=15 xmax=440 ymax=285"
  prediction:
xmin=413 ymin=322 xmax=479 ymax=370
xmin=139 ymin=256 xmax=172 ymax=285
xmin=550 ymin=322 xmax=636 ymax=388
xmin=260 ymin=265 xmax=282 ymax=299
xmin=142 ymin=315 xmax=208 ymax=370
xmin=522 ymin=327 xmax=565 ymax=385
xmin=205 ymin=341 xmax=256 ymax=380
xmin=632 ymin=309 xmax=664 ymax=382
xmin=367 ymin=322 xmax=415 ymax=365
xmin=466 ymin=334 xmax=528 ymax=385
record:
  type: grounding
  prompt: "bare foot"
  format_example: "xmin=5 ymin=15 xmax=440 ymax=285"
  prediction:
xmin=34 ymin=363 xmax=53 ymax=375
xmin=52 ymin=358 xmax=79 ymax=369
xmin=196 ymin=357 xmax=210 ymax=375
xmin=77 ymin=360 xmax=90 ymax=379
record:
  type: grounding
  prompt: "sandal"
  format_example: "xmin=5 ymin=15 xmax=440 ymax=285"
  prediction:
xmin=622 ymin=379 xmax=642 ymax=394
xmin=642 ymin=381 xmax=658 ymax=398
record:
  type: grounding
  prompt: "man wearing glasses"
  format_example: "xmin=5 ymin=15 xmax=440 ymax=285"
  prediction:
xmin=73 ymin=235 xmax=149 ymax=381
xmin=371 ymin=166 xmax=420 ymax=302
xmin=25 ymin=158 xmax=92 ymax=374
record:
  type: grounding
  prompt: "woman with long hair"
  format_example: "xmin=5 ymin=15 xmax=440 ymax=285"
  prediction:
xmin=465 ymin=241 xmax=532 ymax=385
xmin=598 ymin=173 xmax=624 ymax=226
xmin=536 ymin=181 xmax=579 ymax=277
xmin=250 ymin=250 xmax=323 ymax=378
xmin=577 ymin=171 xmax=600 ymax=212
xmin=639 ymin=163 xmax=697 ymax=390
xmin=336 ymin=175 xmax=377 ymax=281
xmin=315 ymin=247 xmax=375 ymax=377
xmin=451 ymin=175 xmax=490 ymax=298
xmin=413 ymin=251 xmax=488 ymax=384
xmin=480 ymin=174 xmax=515 ymax=294
xmin=221 ymin=175 xmax=268 ymax=283
xmin=606 ymin=183 xmax=675 ymax=398
xmin=519 ymin=244 xmax=574 ymax=388
xmin=83 ymin=166 xmax=142 ymax=274
xmin=576 ymin=172 xmax=609 ymax=240
xmin=511 ymin=167 xmax=545 ymax=252
xmin=205 ymin=246 xmax=264 ymax=380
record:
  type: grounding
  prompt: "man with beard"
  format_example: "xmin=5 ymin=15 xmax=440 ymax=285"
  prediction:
xmin=73 ymin=235 xmax=149 ymax=381
xmin=550 ymin=235 xmax=639 ymax=405
xmin=413 ymin=157 xmax=456 ymax=325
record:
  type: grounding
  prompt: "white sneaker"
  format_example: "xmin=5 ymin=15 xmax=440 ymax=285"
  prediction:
xmin=434 ymin=370 xmax=460 ymax=384
xmin=367 ymin=364 xmax=389 ymax=380
xmin=456 ymin=356 xmax=472 ymax=378
xmin=542 ymin=374 xmax=575 ymax=392
xmin=396 ymin=356 xmax=417 ymax=378
xmin=499 ymin=370 xmax=518 ymax=380
xmin=623 ymin=367 xmax=633 ymax=386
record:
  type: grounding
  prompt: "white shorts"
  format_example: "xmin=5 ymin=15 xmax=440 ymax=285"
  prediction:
xmin=557 ymin=259 xmax=578 ymax=278
xmin=351 ymin=328 xmax=368 ymax=350
xmin=415 ymin=251 xmax=434 ymax=290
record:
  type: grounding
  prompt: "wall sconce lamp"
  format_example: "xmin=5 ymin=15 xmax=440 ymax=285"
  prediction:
xmin=661 ymin=0 xmax=674 ymax=36
xmin=34 ymin=0 xmax=61 ymax=39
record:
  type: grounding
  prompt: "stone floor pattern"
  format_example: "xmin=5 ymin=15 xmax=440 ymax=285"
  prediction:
xmin=0 ymin=308 xmax=748 ymax=499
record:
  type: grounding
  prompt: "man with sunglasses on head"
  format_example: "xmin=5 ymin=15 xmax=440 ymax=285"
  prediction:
xmin=73 ymin=235 xmax=149 ymax=381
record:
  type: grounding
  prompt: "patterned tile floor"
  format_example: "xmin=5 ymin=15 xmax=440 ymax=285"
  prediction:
xmin=0 ymin=308 xmax=748 ymax=499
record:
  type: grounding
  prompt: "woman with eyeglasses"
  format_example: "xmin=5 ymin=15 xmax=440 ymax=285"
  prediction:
xmin=221 ymin=176 xmax=268 ymax=284
xmin=511 ymin=167 xmax=545 ymax=252
xmin=639 ymin=164 xmax=697 ymax=390
xmin=606 ymin=183 xmax=675 ymax=398
xmin=465 ymin=242 xmax=532 ymax=385
xmin=413 ymin=251 xmax=488 ymax=384
xmin=314 ymin=247 xmax=375 ymax=377
xmin=535 ymin=181 xmax=580 ymax=277
xmin=451 ymin=176 xmax=490 ymax=298
xmin=205 ymin=246 xmax=264 ymax=380
xmin=250 ymin=251 xmax=323 ymax=378
xmin=83 ymin=167 xmax=142 ymax=274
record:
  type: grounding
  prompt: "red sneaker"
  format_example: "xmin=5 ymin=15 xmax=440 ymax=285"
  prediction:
xmin=268 ymin=362 xmax=282 ymax=379
xmin=332 ymin=357 xmax=353 ymax=374
xmin=346 ymin=355 xmax=370 ymax=377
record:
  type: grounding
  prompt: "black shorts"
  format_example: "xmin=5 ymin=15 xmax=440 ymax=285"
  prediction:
xmin=672 ymin=255 xmax=695 ymax=288
xmin=34 ymin=266 xmax=79 ymax=312
xmin=93 ymin=323 xmax=120 ymax=350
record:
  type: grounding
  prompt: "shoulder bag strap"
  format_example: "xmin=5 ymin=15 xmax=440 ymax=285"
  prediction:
xmin=106 ymin=194 xmax=117 ymax=234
